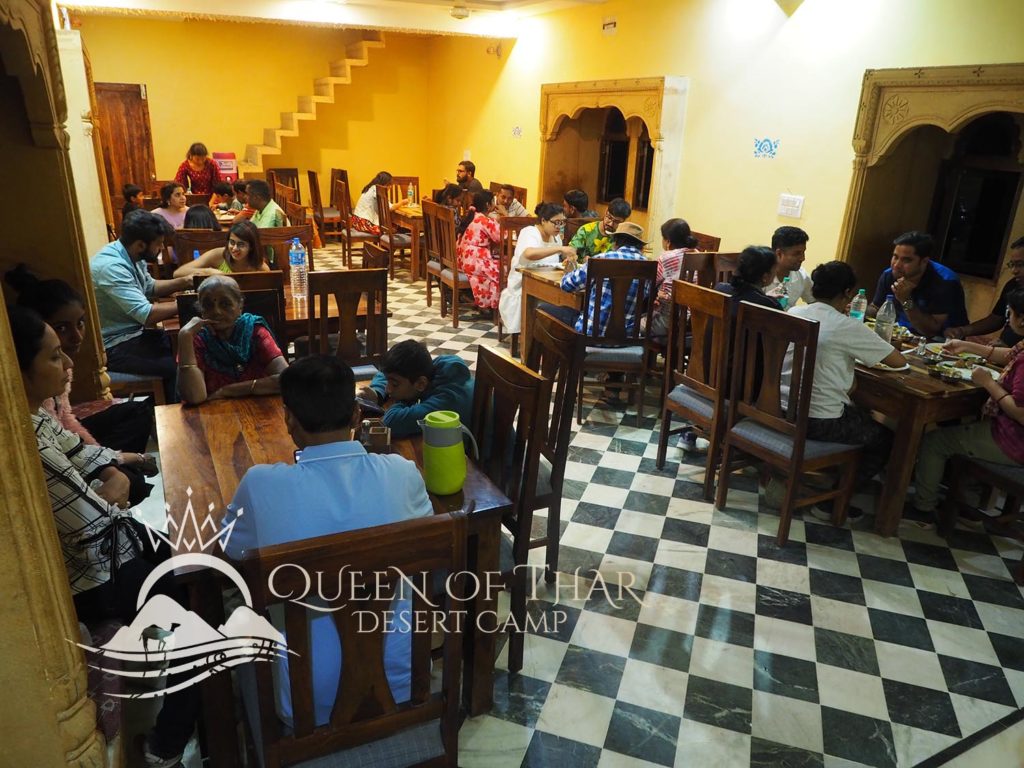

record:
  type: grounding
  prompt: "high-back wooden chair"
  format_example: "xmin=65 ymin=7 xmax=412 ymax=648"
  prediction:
xmin=239 ymin=513 xmax=466 ymax=768
xmin=564 ymin=217 xmax=597 ymax=247
xmin=307 ymin=268 xmax=388 ymax=379
xmin=375 ymin=184 xmax=411 ymax=279
xmin=273 ymin=182 xmax=298 ymax=210
xmin=307 ymin=170 xmax=341 ymax=242
xmin=193 ymin=270 xmax=285 ymax=293
xmin=362 ymin=241 xmax=390 ymax=270
xmin=488 ymin=181 xmax=528 ymax=208
xmin=524 ymin=310 xmax=585 ymax=582
xmin=691 ymin=231 xmax=722 ymax=253
xmin=432 ymin=204 xmax=471 ymax=327
xmin=259 ymin=224 xmax=315 ymax=277
xmin=388 ymin=176 xmax=420 ymax=205
xmin=335 ymin=179 xmax=374 ymax=268
xmin=328 ymin=168 xmax=351 ymax=210
xmin=576 ymin=257 xmax=659 ymax=425
xmin=470 ymin=346 xmax=552 ymax=672
xmin=266 ymin=167 xmax=300 ymax=203
xmin=173 ymin=229 xmax=228 ymax=266
xmin=681 ymin=251 xmax=716 ymax=288
xmin=141 ymin=196 xmax=161 ymax=211
xmin=285 ymin=200 xmax=306 ymax=227
xmin=184 ymin=193 xmax=211 ymax=207
xmin=713 ymin=252 xmax=741 ymax=285
xmin=422 ymin=199 xmax=443 ymax=307
xmin=175 ymin=288 xmax=287 ymax=353
xmin=715 ymin=301 xmax=861 ymax=545
xmin=496 ymin=216 xmax=537 ymax=341
xmin=656 ymin=282 xmax=732 ymax=500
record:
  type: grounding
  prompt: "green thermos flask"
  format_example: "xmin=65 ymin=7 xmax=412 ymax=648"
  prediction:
xmin=418 ymin=411 xmax=477 ymax=495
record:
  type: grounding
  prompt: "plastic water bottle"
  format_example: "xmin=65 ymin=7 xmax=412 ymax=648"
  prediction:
xmin=192 ymin=249 xmax=200 ymax=265
xmin=289 ymin=238 xmax=307 ymax=303
xmin=407 ymin=182 xmax=414 ymax=203
xmin=850 ymin=288 xmax=868 ymax=321
xmin=875 ymin=294 xmax=898 ymax=344
xmin=778 ymin=276 xmax=791 ymax=310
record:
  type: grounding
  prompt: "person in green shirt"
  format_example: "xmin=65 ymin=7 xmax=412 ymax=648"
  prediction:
xmin=568 ymin=197 xmax=631 ymax=261
xmin=244 ymin=179 xmax=287 ymax=228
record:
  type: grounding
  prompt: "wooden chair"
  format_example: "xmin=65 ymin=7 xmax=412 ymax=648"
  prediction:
xmin=307 ymin=268 xmax=388 ymax=379
xmin=173 ymin=229 xmax=228 ymax=266
xmin=175 ymin=288 xmax=286 ymax=353
xmin=469 ymin=346 xmax=552 ymax=672
xmin=715 ymin=301 xmax=861 ymax=545
xmin=335 ymin=179 xmax=375 ymax=268
xmin=681 ymin=251 xmax=716 ymax=287
xmin=656 ymin=282 xmax=732 ymax=500
xmin=564 ymin=217 xmax=597 ymax=247
xmin=259 ymin=224 xmax=315 ymax=278
xmin=141 ymin=196 xmax=161 ymax=212
xmin=388 ymin=176 xmax=421 ymax=206
xmin=285 ymin=200 xmax=307 ymax=227
xmin=362 ymin=241 xmax=389 ymax=270
xmin=496 ymin=217 xmax=537 ymax=342
xmin=524 ymin=310 xmax=585 ymax=582
xmin=273 ymin=182 xmax=298 ymax=209
xmin=238 ymin=513 xmax=466 ymax=768
xmin=422 ymin=199 xmax=443 ymax=307
xmin=488 ymin=181 xmax=528 ymax=208
xmin=328 ymin=168 xmax=351 ymax=210
xmin=433 ymin=204 xmax=472 ymax=327
xmin=192 ymin=270 xmax=285 ymax=293
xmin=307 ymin=170 xmax=341 ymax=242
xmin=376 ymin=185 xmax=412 ymax=279
xmin=713 ymin=252 xmax=741 ymax=285
xmin=576 ymin=257 xmax=659 ymax=426
xmin=107 ymin=372 xmax=166 ymax=406
xmin=265 ymin=167 xmax=300 ymax=203
xmin=691 ymin=231 xmax=722 ymax=253
xmin=184 ymin=193 xmax=211 ymax=207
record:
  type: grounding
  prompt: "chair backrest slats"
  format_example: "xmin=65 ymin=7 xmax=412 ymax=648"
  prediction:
xmin=434 ymin=205 xmax=459 ymax=273
xmin=307 ymin=269 xmax=388 ymax=370
xmin=388 ymin=176 xmax=420 ymax=206
xmin=691 ymin=231 xmax=721 ymax=253
xmin=680 ymin=251 xmax=715 ymax=288
xmin=713 ymin=252 xmax=740 ymax=285
xmin=174 ymin=229 xmax=228 ymax=265
xmin=307 ymin=170 xmax=326 ymax=226
xmin=175 ymin=287 xmax=286 ymax=349
xmin=667 ymin=282 xmax=730 ymax=405
xmin=487 ymin=181 xmax=528 ymax=208
xmin=579 ymin=257 xmax=658 ymax=345
xmin=361 ymin=241 xmax=389 ymax=270
xmin=266 ymin=167 xmax=300 ymax=203
xmin=421 ymin=199 xmax=442 ymax=265
xmin=498 ymin=217 xmax=537 ymax=295
xmin=374 ymin=185 xmax=396 ymax=237
xmin=329 ymin=168 xmax=351 ymax=210
xmin=259 ymin=224 xmax=315 ymax=278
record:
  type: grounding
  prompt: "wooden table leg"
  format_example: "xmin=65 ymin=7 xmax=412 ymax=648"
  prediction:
xmin=409 ymin=220 xmax=422 ymax=282
xmin=873 ymin=399 xmax=928 ymax=537
xmin=463 ymin=515 xmax=500 ymax=716
xmin=521 ymin=281 xmax=536 ymax=363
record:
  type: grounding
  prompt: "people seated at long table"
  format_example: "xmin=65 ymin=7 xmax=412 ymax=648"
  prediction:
xmin=9 ymin=304 xmax=198 ymax=766
xmin=867 ymin=230 xmax=967 ymax=338
xmin=222 ymin=356 xmax=434 ymax=727
xmin=912 ymin=289 xmax=1024 ymax=521
xmin=457 ymin=189 xmax=503 ymax=310
xmin=7 ymin=266 xmax=156 ymax=504
xmin=176 ymin=275 xmax=288 ymax=405
xmin=90 ymin=210 xmax=192 ymax=403
xmin=569 ymin=197 xmax=631 ymax=259
xmin=766 ymin=226 xmax=814 ymax=306
xmin=361 ymin=340 xmax=474 ymax=438
xmin=173 ymin=220 xmax=269 ymax=278
xmin=945 ymin=235 xmax=1024 ymax=347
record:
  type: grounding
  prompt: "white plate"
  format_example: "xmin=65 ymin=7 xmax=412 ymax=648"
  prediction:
xmin=935 ymin=361 xmax=999 ymax=381
xmin=924 ymin=343 xmax=983 ymax=363
xmin=857 ymin=360 xmax=910 ymax=372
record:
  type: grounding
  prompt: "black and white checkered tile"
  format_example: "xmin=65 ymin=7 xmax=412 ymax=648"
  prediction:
xmin=321 ymin=245 xmax=1024 ymax=768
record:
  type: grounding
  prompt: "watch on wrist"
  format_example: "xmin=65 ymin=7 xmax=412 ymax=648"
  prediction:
xmin=902 ymin=298 xmax=914 ymax=312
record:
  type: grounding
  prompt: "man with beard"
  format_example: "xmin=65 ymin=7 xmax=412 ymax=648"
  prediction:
xmin=868 ymin=230 xmax=967 ymax=338
xmin=90 ymin=209 xmax=192 ymax=402
xmin=945 ymin=236 xmax=1024 ymax=347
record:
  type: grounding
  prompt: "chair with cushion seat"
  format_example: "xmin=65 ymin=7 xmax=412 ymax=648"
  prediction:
xmin=422 ymin=199 xmax=443 ymax=307
xmin=107 ymin=371 xmax=167 ymax=406
xmin=307 ymin=170 xmax=341 ymax=244
xmin=375 ymin=185 xmax=411 ymax=279
xmin=469 ymin=346 xmax=552 ymax=673
xmin=335 ymin=180 xmax=375 ymax=268
xmin=680 ymin=251 xmax=716 ymax=288
xmin=362 ymin=241 xmax=390 ymax=270
xmin=328 ymin=168 xmax=351 ymax=210
xmin=656 ymin=282 xmax=731 ymax=500
xmin=305 ymin=268 xmax=388 ymax=380
xmin=238 ymin=512 xmax=467 ymax=768
xmin=432 ymin=204 xmax=472 ymax=328
xmin=714 ymin=301 xmax=861 ymax=545
xmin=523 ymin=310 xmax=585 ymax=582
xmin=575 ymin=257 xmax=659 ymax=426
xmin=496 ymin=217 xmax=537 ymax=342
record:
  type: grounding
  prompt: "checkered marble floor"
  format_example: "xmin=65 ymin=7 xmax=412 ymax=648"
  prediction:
xmin=320 ymin=245 xmax=1024 ymax=768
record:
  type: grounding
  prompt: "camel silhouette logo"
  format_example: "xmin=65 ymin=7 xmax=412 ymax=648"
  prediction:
xmin=72 ymin=490 xmax=294 ymax=698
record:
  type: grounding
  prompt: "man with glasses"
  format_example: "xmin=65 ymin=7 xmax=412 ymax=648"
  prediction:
xmin=945 ymin=237 xmax=1024 ymax=346
xmin=569 ymin=197 xmax=631 ymax=261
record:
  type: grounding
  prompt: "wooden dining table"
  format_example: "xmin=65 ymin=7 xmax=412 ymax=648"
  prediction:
xmin=853 ymin=347 xmax=989 ymax=536
xmin=154 ymin=396 xmax=509 ymax=766
xmin=391 ymin=203 xmax=424 ymax=281
xmin=519 ymin=266 xmax=581 ymax=361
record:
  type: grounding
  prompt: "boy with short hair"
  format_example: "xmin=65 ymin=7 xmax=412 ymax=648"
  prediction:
xmin=208 ymin=181 xmax=234 ymax=211
xmin=360 ymin=340 xmax=474 ymax=437
xmin=229 ymin=179 xmax=248 ymax=211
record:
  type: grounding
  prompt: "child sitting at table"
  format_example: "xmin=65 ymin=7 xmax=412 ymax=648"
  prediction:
xmin=121 ymin=183 xmax=143 ymax=219
xmin=229 ymin=179 xmax=248 ymax=211
xmin=207 ymin=180 xmax=234 ymax=211
xmin=360 ymin=339 xmax=474 ymax=438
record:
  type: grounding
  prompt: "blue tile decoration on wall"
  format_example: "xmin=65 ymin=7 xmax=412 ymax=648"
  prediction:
xmin=754 ymin=138 xmax=780 ymax=158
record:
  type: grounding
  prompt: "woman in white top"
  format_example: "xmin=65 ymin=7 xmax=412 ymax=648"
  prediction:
xmin=351 ymin=171 xmax=399 ymax=235
xmin=498 ymin=202 xmax=577 ymax=334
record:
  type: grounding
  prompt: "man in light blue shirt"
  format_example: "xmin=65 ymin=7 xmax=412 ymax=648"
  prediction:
xmin=222 ymin=356 xmax=434 ymax=728
xmin=90 ymin=209 xmax=191 ymax=402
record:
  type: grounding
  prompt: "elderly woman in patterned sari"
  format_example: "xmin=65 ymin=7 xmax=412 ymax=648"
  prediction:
xmin=177 ymin=274 xmax=288 ymax=404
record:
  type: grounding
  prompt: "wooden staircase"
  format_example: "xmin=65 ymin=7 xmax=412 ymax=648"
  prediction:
xmin=238 ymin=30 xmax=386 ymax=174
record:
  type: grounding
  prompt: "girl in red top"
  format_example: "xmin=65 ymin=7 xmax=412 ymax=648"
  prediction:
xmin=456 ymin=190 xmax=502 ymax=309
xmin=173 ymin=142 xmax=222 ymax=194
xmin=913 ymin=288 xmax=1024 ymax=516
xmin=176 ymin=275 xmax=288 ymax=404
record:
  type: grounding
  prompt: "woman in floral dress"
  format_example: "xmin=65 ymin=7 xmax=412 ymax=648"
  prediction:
xmin=456 ymin=190 xmax=503 ymax=309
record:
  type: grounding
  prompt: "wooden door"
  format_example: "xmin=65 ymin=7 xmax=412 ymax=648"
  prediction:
xmin=94 ymin=83 xmax=157 ymax=212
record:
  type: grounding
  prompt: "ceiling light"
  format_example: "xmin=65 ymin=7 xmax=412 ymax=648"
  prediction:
xmin=450 ymin=5 xmax=470 ymax=20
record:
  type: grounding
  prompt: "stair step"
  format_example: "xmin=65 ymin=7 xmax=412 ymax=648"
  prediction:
xmin=315 ymin=76 xmax=351 ymax=88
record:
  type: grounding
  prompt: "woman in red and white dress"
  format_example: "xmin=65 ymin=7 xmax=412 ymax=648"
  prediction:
xmin=456 ymin=190 xmax=503 ymax=309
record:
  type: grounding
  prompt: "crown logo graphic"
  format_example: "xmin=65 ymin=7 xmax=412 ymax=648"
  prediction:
xmin=142 ymin=487 xmax=242 ymax=553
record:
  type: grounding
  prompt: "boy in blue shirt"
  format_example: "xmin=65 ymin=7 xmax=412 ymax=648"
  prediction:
xmin=361 ymin=340 xmax=474 ymax=437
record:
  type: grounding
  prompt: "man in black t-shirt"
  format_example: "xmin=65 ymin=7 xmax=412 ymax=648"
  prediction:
xmin=945 ymin=236 xmax=1024 ymax=346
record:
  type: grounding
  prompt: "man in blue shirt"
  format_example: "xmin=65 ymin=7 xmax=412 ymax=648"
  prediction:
xmin=223 ymin=356 xmax=434 ymax=728
xmin=868 ymin=230 xmax=967 ymax=338
xmin=90 ymin=209 xmax=192 ymax=402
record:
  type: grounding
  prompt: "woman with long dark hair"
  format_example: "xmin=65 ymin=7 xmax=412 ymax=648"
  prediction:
xmin=173 ymin=219 xmax=267 ymax=277
xmin=350 ymin=171 xmax=395 ymax=235
xmin=650 ymin=217 xmax=699 ymax=338
xmin=456 ymin=190 xmax=503 ymax=309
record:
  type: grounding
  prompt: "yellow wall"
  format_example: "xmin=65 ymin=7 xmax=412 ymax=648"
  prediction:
xmin=424 ymin=0 xmax=1024 ymax=279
